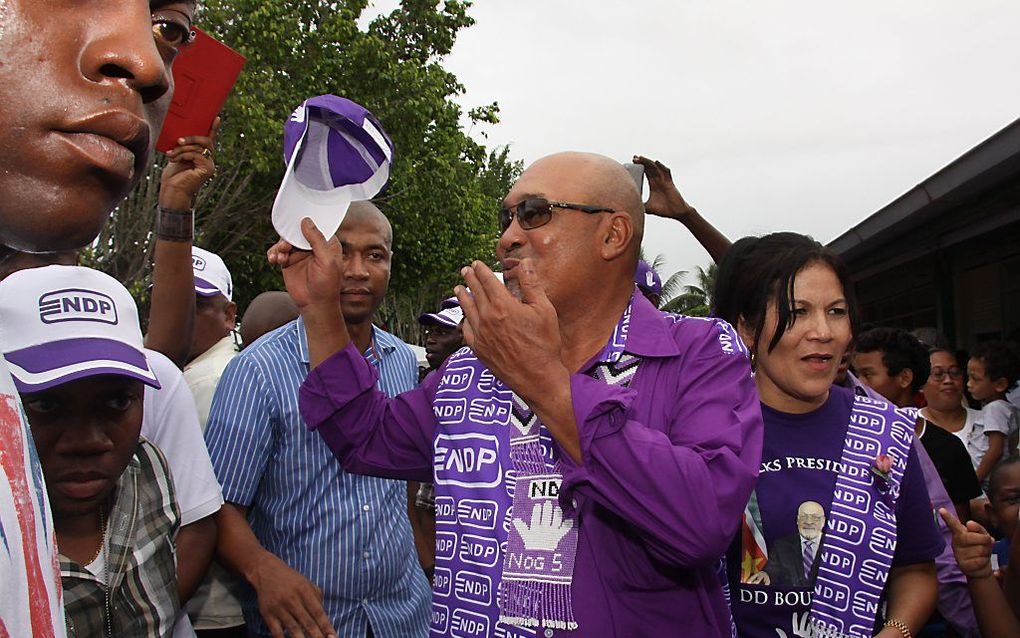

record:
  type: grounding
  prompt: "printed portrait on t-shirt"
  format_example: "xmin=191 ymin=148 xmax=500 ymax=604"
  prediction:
xmin=742 ymin=499 xmax=826 ymax=587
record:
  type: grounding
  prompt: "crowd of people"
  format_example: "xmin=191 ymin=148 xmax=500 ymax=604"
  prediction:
xmin=2 ymin=3 xmax=1020 ymax=638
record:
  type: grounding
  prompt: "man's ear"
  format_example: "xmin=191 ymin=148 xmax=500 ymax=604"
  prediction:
xmin=599 ymin=213 xmax=633 ymax=261
xmin=897 ymin=368 xmax=914 ymax=391
xmin=224 ymin=301 xmax=238 ymax=329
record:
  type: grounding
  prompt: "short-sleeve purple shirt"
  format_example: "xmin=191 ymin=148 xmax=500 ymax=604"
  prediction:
xmin=725 ymin=386 xmax=944 ymax=638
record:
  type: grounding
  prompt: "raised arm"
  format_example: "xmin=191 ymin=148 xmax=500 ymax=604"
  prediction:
xmin=940 ymin=508 xmax=1020 ymax=638
xmin=145 ymin=118 xmax=220 ymax=366
xmin=267 ymin=218 xmax=349 ymax=368
xmin=632 ymin=155 xmax=732 ymax=264
xmin=270 ymin=218 xmax=436 ymax=480
xmin=299 ymin=340 xmax=438 ymax=481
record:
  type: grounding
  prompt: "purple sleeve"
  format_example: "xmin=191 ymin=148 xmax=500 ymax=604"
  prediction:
xmin=892 ymin=443 xmax=946 ymax=566
xmin=558 ymin=321 xmax=764 ymax=569
xmin=299 ymin=342 xmax=438 ymax=482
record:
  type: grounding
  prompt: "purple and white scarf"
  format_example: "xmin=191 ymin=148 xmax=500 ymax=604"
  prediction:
xmin=809 ymin=396 xmax=915 ymax=638
xmin=498 ymin=306 xmax=637 ymax=632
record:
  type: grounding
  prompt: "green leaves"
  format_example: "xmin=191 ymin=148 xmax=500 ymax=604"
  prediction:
xmin=91 ymin=1 xmax=519 ymax=340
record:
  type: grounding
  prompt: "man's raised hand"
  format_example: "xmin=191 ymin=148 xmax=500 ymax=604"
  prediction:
xmin=454 ymin=259 xmax=564 ymax=402
xmin=160 ymin=116 xmax=221 ymax=209
xmin=632 ymin=155 xmax=697 ymax=221
xmin=268 ymin=217 xmax=343 ymax=310
xmin=939 ymin=507 xmax=995 ymax=579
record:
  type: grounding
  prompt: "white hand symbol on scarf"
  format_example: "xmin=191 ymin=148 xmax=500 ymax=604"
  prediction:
xmin=774 ymin=612 xmax=812 ymax=638
xmin=513 ymin=501 xmax=571 ymax=551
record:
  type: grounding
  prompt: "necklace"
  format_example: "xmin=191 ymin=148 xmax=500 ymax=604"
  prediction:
xmin=101 ymin=506 xmax=112 ymax=638
xmin=84 ymin=508 xmax=108 ymax=565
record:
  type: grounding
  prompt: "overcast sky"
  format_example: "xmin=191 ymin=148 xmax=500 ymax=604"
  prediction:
xmin=366 ymin=1 xmax=1020 ymax=277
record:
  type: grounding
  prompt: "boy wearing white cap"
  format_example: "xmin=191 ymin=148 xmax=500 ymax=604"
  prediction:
xmin=184 ymin=247 xmax=238 ymax=429
xmin=0 ymin=265 xmax=181 ymax=637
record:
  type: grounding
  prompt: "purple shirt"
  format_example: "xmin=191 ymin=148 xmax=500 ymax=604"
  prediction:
xmin=300 ymin=293 xmax=763 ymax=638
xmin=725 ymin=387 xmax=944 ymax=638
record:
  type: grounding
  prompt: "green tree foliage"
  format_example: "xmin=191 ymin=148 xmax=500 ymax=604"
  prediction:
xmin=638 ymin=252 xmax=712 ymax=317
xmin=661 ymin=263 xmax=716 ymax=317
xmin=84 ymin=0 xmax=520 ymax=342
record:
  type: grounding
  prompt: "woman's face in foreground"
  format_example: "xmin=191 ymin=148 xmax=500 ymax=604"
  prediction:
xmin=747 ymin=261 xmax=853 ymax=414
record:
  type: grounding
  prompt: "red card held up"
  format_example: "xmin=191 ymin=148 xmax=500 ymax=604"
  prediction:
xmin=156 ymin=27 xmax=246 ymax=153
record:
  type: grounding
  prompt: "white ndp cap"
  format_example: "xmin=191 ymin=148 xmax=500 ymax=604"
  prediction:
xmin=0 ymin=265 xmax=160 ymax=393
xmin=192 ymin=246 xmax=233 ymax=301
xmin=271 ymin=95 xmax=395 ymax=250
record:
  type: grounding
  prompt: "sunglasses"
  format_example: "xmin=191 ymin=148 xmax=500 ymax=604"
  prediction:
xmin=930 ymin=367 xmax=964 ymax=382
xmin=499 ymin=197 xmax=615 ymax=233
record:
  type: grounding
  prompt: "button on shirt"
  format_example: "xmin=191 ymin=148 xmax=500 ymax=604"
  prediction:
xmin=300 ymin=293 xmax=764 ymax=638
xmin=204 ymin=319 xmax=431 ymax=637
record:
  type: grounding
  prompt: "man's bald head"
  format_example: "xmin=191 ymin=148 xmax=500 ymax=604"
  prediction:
xmin=341 ymin=201 xmax=393 ymax=249
xmin=520 ymin=152 xmax=645 ymax=249
xmin=240 ymin=291 xmax=300 ymax=348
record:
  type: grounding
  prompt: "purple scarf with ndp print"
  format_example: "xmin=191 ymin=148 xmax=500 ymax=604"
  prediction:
xmin=497 ymin=304 xmax=638 ymax=632
xmin=809 ymin=396 xmax=915 ymax=638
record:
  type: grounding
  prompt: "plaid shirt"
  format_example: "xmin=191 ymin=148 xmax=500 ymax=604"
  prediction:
xmin=60 ymin=439 xmax=180 ymax=638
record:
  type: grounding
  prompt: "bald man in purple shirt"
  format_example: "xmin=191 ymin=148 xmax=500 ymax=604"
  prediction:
xmin=268 ymin=152 xmax=764 ymax=638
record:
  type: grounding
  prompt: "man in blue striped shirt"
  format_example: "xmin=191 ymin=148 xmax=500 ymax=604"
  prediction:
xmin=205 ymin=202 xmax=431 ymax=638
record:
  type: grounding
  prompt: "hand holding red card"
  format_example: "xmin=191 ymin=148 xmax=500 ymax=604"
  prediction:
xmin=156 ymin=28 xmax=245 ymax=153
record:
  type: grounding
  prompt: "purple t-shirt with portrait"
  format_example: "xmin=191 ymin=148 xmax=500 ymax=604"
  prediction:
xmin=726 ymin=386 xmax=943 ymax=638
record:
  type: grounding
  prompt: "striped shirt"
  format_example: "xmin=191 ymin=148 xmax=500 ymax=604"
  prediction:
xmin=205 ymin=318 xmax=430 ymax=637
xmin=60 ymin=440 xmax=180 ymax=638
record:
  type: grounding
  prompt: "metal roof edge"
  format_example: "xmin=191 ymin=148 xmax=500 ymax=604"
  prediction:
xmin=829 ymin=116 xmax=1020 ymax=256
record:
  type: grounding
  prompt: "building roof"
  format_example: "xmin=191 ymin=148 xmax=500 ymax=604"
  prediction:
xmin=829 ymin=117 xmax=1020 ymax=261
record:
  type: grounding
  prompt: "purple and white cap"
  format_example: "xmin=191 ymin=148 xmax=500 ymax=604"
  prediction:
xmin=0 ymin=265 xmax=160 ymax=393
xmin=272 ymin=95 xmax=395 ymax=250
xmin=418 ymin=305 xmax=464 ymax=329
xmin=635 ymin=260 xmax=662 ymax=296
xmin=192 ymin=246 xmax=233 ymax=301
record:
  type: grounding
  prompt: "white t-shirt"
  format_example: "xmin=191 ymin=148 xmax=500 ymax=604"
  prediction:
xmin=142 ymin=349 xmax=224 ymax=526
xmin=82 ymin=544 xmax=107 ymax=585
xmin=0 ymin=363 xmax=66 ymax=636
xmin=182 ymin=335 xmax=238 ymax=432
xmin=966 ymin=399 xmax=1020 ymax=469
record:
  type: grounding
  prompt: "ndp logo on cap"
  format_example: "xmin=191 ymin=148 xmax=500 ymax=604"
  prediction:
xmin=192 ymin=255 xmax=207 ymax=271
xmin=39 ymin=289 xmax=118 ymax=325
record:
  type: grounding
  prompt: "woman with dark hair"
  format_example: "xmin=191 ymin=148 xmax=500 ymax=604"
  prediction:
xmin=714 ymin=232 xmax=943 ymax=638
xmin=920 ymin=348 xmax=984 ymax=517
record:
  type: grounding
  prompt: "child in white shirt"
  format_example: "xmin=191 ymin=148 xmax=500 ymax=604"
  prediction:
xmin=967 ymin=341 xmax=1020 ymax=481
